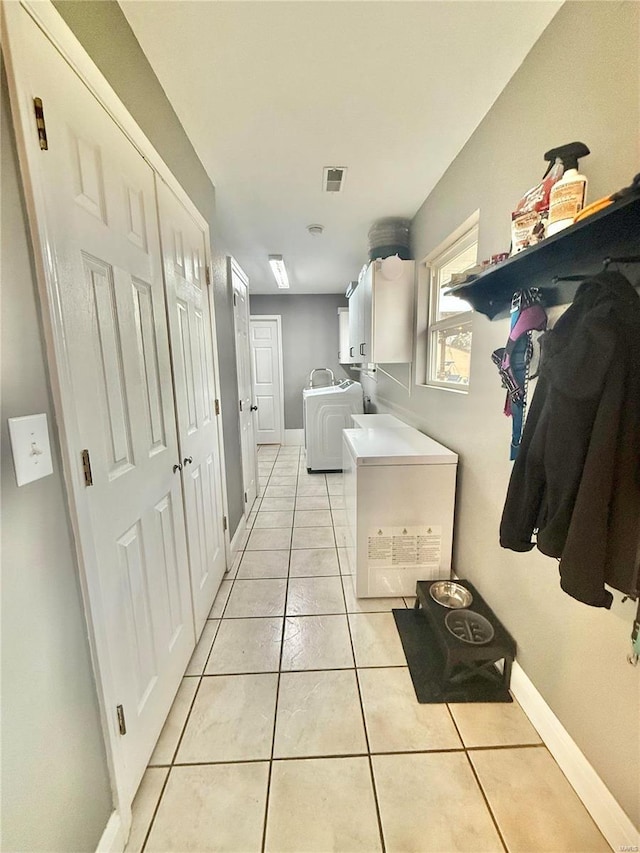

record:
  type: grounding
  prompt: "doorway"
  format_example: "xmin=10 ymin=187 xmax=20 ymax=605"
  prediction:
xmin=249 ymin=316 xmax=285 ymax=445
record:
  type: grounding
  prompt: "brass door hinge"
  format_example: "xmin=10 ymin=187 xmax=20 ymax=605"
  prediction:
xmin=239 ymin=399 xmax=243 ymax=412
xmin=81 ymin=449 xmax=93 ymax=487
xmin=34 ymin=98 xmax=48 ymax=150
xmin=116 ymin=704 xmax=126 ymax=735
xmin=244 ymin=491 xmax=248 ymax=503
xmin=214 ymin=399 xmax=220 ymax=416
xmin=233 ymin=292 xmax=237 ymax=306
xmin=205 ymin=266 xmax=211 ymax=286
xmin=223 ymin=515 xmax=228 ymax=531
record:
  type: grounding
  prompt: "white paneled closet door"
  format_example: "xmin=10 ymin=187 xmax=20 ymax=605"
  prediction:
xmin=157 ymin=181 xmax=227 ymax=637
xmin=232 ymin=262 xmax=258 ymax=510
xmin=17 ymin=19 xmax=195 ymax=797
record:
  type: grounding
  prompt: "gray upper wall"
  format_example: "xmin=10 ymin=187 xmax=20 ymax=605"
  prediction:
xmin=250 ymin=294 xmax=349 ymax=429
xmin=363 ymin=0 xmax=639 ymax=826
xmin=1 ymin=61 xmax=112 ymax=851
xmin=52 ymin=0 xmax=245 ymax=536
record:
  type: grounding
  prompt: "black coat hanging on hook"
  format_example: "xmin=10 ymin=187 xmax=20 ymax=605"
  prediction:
xmin=500 ymin=270 xmax=640 ymax=608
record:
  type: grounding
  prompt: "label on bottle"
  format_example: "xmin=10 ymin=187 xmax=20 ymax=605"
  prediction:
xmin=549 ymin=180 xmax=586 ymax=224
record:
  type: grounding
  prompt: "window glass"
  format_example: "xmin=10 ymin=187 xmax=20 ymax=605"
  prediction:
xmin=426 ymin=223 xmax=478 ymax=389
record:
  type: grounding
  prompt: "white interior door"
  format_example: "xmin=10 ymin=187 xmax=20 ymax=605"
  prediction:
xmin=250 ymin=317 xmax=284 ymax=445
xmin=14 ymin=19 xmax=195 ymax=797
xmin=231 ymin=261 xmax=258 ymax=509
xmin=157 ymin=180 xmax=227 ymax=636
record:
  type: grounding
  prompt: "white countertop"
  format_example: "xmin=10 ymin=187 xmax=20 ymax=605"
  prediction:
xmin=343 ymin=427 xmax=458 ymax=466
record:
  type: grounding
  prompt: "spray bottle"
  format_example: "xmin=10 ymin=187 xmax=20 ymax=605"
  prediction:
xmin=546 ymin=142 xmax=590 ymax=236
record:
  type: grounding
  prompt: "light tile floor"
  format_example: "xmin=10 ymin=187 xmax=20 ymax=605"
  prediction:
xmin=128 ymin=444 xmax=609 ymax=853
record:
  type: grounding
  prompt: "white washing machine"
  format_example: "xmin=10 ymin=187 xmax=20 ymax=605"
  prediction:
xmin=343 ymin=427 xmax=458 ymax=597
xmin=303 ymin=380 xmax=363 ymax=472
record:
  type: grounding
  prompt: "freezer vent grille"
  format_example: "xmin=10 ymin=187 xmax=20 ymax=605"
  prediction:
xmin=323 ymin=167 xmax=346 ymax=193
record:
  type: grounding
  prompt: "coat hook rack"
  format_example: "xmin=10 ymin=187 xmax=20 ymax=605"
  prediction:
xmin=553 ymin=255 xmax=640 ymax=284
xmin=603 ymin=254 xmax=640 ymax=267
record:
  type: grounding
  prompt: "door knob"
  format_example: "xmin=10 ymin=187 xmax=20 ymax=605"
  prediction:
xmin=250 ymin=404 xmax=258 ymax=411
xmin=173 ymin=463 xmax=183 ymax=473
xmin=183 ymin=456 xmax=193 ymax=466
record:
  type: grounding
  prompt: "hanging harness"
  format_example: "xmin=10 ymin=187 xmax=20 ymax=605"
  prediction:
xmin=492 ymin=288 xmax=547 ymax=460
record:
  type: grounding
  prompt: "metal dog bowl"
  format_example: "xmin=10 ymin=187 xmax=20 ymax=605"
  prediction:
xmin=445 ymin=610 xmax=495 ymax=645
xmin=429 ymin=581 xmax=473 ymax=609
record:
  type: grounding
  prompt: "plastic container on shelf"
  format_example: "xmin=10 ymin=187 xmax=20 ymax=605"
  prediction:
xmin=368 ymin=217 xmax=412 ymax=261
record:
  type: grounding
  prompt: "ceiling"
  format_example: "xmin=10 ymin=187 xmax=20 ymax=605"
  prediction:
xmin=120 ymin=1 xmax=562 ymax=294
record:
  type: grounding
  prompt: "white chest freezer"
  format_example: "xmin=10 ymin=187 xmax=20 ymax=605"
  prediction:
xmin=303 ymin=380 xmax=363 ymax=472
xmin=342 ymin=427 xmax=458 ymax=597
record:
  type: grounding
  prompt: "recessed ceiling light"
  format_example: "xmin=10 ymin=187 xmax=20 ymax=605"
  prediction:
xmin=268 ymin=254 xmax=290 ymax=289
xmin=307 ymin=224 xmax=324 ymax=237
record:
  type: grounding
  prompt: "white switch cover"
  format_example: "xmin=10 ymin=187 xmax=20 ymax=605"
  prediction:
xmin=8 ymin=413 xmax=54 ymax=486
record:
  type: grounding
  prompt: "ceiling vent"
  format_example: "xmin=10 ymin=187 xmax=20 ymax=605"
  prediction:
xmin=323 ymin=166 xmax=347 ymax=193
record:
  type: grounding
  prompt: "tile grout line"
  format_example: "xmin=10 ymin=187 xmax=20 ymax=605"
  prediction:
xmin=444 ymin=703 xmax=510 ymax=853
xmin=148 ymin=741 xmax=546 ymax=771
xmin=260 ymin=445 xmax=299 ymax=853
xmin=340 ymin=554 xmax=387 ymax=853
xmin=137 ymin=764 xmax=172 ymax=853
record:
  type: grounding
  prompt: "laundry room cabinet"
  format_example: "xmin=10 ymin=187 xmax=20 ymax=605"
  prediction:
xmin=347 ymin=259 xmax=415 ymax=364
xmin=338 ymin=307 xmax=355 ymax=363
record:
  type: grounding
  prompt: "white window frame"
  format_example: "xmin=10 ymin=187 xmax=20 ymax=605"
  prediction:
xmin=425 ymin=215 xmax=479 ymax=391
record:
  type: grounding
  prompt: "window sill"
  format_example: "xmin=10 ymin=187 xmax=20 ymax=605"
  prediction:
xmin=417 ymin=381 xmax=470 ymax=395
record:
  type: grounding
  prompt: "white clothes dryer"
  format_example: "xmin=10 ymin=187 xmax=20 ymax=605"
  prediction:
xmin=303 ymin=380 xmax=363 ymax=472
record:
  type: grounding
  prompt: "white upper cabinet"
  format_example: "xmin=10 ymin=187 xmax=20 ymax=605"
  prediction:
xmin=338 ymin=307 xmax=355 ymax=363
xmin=347 ymin=259 xmax=415 ymax=364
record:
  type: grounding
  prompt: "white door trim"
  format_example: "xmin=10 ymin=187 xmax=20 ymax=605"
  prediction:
xmin=249 ymin=315 xmax=285 ymax=446
xmin=1 ymin=0 xmax=230 ymax=835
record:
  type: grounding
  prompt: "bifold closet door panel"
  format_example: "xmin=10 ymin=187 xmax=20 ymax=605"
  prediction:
xmin=156 ymin=179 xmax=227 ymax=636
xmin=12 ymin=15 xmax=196 ymax=797
xmin=232 ymin=263 xmax=258 ymax=510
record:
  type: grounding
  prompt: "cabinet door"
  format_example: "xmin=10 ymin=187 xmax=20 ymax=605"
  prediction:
xmin=371 ymin=260 xmax=415 ymax=363
xmin=348 ymin=290 xmax=360 ymax=362
xmin=338 ymin=307 xmax=350 ymax=363
xmin=360 ymin=264 xmax=373 ymax=363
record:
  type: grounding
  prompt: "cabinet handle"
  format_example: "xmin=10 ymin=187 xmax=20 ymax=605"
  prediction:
xmin=349 ymin=347 xmax=354 ymax=357
xmin=173 ymin=463 xmax=183 ymax=473
xmin=360 ymin=343 xmax=366 ymax=356
xmin=183 ymin=456 xmax=193 ymax=466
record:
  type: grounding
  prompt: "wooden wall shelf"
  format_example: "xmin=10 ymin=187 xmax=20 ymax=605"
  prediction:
xmin=447 ymin=193 xmax=640 ymax=320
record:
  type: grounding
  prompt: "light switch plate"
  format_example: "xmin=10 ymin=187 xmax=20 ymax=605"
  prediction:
xmin=8 ymin=413 xmax=54 ymax=486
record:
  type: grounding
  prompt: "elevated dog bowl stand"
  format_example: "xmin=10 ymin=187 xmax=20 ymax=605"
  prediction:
xmin=414 ymin=580 xmax=516 ymax=690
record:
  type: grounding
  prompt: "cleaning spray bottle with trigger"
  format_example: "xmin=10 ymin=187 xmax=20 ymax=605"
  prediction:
xmin=547 ymin=142 xmax=590 ymax=236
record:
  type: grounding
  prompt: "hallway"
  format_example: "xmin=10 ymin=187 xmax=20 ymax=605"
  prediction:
xmin=125 ymin=445 xmax=607 ymax=852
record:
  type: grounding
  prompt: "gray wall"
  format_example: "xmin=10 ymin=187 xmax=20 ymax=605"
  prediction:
xmin=250 ymin=294 xmax=349 ymax=429
xmin=53 ymin=0 xmax=245 ymax=536
xmin=363 ymin=1 xmax=640 ymax=827
xmin=1 ymin=62 xmax=112 ymax=851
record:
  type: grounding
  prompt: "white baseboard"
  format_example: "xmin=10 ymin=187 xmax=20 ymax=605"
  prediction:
xmin=284 ymin=429 xmax=304 ymax=446
xmin=510 ymin=661 xmax=639 ymax=850
xmin=229 ymin=514 xmax=247 ymax=559
xmin=96 ymin=812 xmax=125 ymax=853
